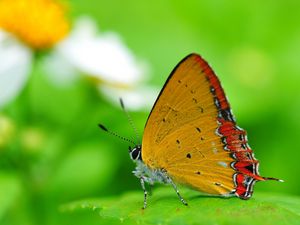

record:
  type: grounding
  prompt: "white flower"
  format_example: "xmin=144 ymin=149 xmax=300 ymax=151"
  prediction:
xmin=57 ymin=18 xmax=143 ymax=85
xmin=0 ymin=30 xmax=33 ymax=108
xmin=0 ymin=15 xmax=156 ymax=110
xmin=44 ymin=17 xmax=156 ymax=110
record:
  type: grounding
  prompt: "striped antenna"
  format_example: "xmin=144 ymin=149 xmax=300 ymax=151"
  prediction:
xmin=98 ymin=124 xmax=136 ymax=145
xmin=119 ymin=98 xmax=141 ymax=145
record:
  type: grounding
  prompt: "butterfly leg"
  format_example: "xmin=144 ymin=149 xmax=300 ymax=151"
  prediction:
xmin=166 ymin=176 xmax=188 ymax=206
xmin=140 ymin=177 xmax=148 ymax=209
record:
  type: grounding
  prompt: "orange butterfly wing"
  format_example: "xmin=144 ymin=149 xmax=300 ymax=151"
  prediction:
xmin=142 ymin=54 xmax=271 ymax=198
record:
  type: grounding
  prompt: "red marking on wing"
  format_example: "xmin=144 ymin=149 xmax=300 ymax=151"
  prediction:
xmin=235 ymin=174 xmax=248 ymax=198
xmin=194 ymin=56 xmax=229 ymax=110
xmin=217 ymin=117 xmax=266 ymax=198
xmin=192 ymin=54 xmax=269 ymax=199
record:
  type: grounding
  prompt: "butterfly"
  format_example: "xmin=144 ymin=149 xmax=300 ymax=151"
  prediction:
xmin=100 ymin=53 xmax=282 ymax=209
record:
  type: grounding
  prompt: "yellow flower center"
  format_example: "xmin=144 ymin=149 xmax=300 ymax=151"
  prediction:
xmin=0 ymin=0 xmax=69 ymax=49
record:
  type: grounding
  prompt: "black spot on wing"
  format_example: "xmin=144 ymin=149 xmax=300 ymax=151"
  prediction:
xmin=245 ymin=164 xmax=254 ymax=173
xmin=219 ymin=108 xmax=235 ymax=122
xmin=210 ymin=86 xmax=216 ymax=94
xmin=198 ymin=106 xmax=204 ymax=113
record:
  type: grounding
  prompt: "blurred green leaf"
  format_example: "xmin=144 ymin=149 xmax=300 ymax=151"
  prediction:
xmin=61 ymin=187 xmax=300 ymax=225
xmin=0 ymin=173 xmax=21 ymax=220
xmin=49 ymin=141 xmax=119 ymax=200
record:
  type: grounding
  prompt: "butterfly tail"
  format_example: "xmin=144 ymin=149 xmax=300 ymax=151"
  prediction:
xmin=262 ymin=177 xmax=284 ymax=182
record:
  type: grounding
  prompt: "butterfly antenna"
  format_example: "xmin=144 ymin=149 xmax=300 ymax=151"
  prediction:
xmin=119 ymin=98 xmax=141 ymax=145
xmin=98 ymin=124 xmax=136 ymax=145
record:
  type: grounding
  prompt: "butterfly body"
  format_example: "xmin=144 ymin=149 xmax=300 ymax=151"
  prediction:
xmin=130 ymin=145 xmax=188 ymax=208
xmin=120 ymin=53 xmax=281 ymax=208
xmin=130 ymin=146 xmax=165 ymax=184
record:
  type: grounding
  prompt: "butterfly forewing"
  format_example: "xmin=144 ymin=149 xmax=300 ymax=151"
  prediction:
xmin=142 ymin=54 xmax=237 ymax=196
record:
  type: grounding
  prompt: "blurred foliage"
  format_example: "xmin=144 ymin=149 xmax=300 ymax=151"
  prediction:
xmin=1 ymin=0 xmax=300 ymax=225
xmin=61 ymin=187 xmax=300 ymax=225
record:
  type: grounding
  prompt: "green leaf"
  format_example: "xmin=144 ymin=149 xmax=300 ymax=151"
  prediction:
xmin=48 ymin=141 xmax=119 ymax=200
xmin=0 ymin=173 xmax=21 ymax=220
xmin=61 ymin=187 xmax=300 ymax=225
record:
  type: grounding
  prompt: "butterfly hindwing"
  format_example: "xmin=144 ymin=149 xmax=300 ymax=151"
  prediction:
xmin=142 ymin=54 xmax=236 ymax=195
xmin=141 ymin=53 xmax=276 ymax=198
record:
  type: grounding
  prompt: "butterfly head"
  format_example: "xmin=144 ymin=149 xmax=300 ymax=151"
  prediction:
xmin=129 ymin=145 xmax=142 ymax=161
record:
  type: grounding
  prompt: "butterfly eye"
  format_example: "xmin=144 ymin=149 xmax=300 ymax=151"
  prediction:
xmin=130 ymin=146 xmax=142 ymax=160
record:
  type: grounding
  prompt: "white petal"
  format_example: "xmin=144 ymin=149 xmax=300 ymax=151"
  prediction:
xmin=56 ymin=17 xmax=147 ymax=85
xmin=0 ymin=30 xmax=32 ymax=108
xmin=99 ymin=85 xmax=159 ymax=111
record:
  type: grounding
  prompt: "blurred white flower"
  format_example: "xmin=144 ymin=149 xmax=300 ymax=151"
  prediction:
xmin=44 ymin=17 xmax=156 ymax=110
xmin=0 ymin=0 xmax=68 ymax=109
xmin=0 ymin=30 xmax=32 ymax=108
xmin=0 ymin=5 xmax=156 ymax=111
xmin=57 ymin=18 xmax=144 ymax=85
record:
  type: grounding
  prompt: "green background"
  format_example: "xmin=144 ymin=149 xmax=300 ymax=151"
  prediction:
xmin=1 ymin=0 xmax=299 ymax=224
